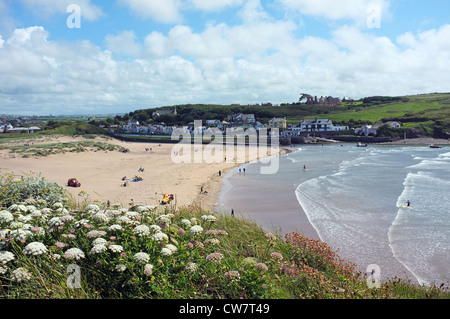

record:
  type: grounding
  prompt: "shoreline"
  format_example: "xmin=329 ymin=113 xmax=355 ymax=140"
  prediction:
xmin=377 ymin=137 xmax=450 ymax=145
xmin=0 ymin=135 xmax=286 ymax=213
xmin=215 ymin=146 xmax=321 ymax=240
xmin=193 ymin=147 xmax=292 ymax=211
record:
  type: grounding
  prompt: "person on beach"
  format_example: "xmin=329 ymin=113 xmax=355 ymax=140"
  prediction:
xmin=219 ymin=170 xmax=221 ymax=177
xmin=231 ymin=209 xmax=234 ymax=217
xmin=407 ymin=200 xmax=411 ymax=207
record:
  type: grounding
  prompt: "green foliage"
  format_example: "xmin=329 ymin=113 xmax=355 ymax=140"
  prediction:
xmin=2 ymin=140 xmax=127 ymax=158
xmin=0 ymin=177 xmax=448 ymax=299
xmin=0 ymin=172 xmax=68 ymax=208
xmin=39 ymin=122 xmax=107 ymax=136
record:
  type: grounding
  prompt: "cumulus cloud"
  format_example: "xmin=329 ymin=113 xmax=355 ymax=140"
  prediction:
xmin=105 ymin=31 xmax=142 ymax=57
xmin=277 ymin=0 xmax=390 ymax=26
xmin=1 ymin=20 xmax=450 ymax=115
xmin=187 ymin=0 xmax=244 ymax=11
xmin=118 ymin=0 xmax=183 ymax=24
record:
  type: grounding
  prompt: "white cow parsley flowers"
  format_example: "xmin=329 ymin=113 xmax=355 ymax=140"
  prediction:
xmin=87 ymin=204 xmax=100 ymax=211
xmin=180 ymin=219 xmax=191 ymax=228
xmin=23 ymin=242 xmax=48 ymax=256
xmin=11 ymin=267 xmax=32 ymax=282
xmin=160 ymin=247 xmax=172 ymax=256
xmin=86 ymin=230 xmax=107 ymax=238
xmin=133 ymin=252 xmax=150 ymax=265
xmin=165 ymin=244 xmax=177 ymax=254
xmin=144 ymin=263 xmax=154 ymax=276
xmin=151 ymin=232 xmax=168 ymax=242
xmin=48 ymin=217 xmax=63 ymax=227
xmin=90 ymin=244 xmax=107 ymax=254
xmin=189 ymin=225 xmax=204 ymax=237
xmin=10 ymin=228 xmax=33 ymax=241
xmin=108 ymin=244 xmax=124 ymax=253
xmin=115 ymin=264 xmax=127 ymax=272
xmin=0 ymin=210 xmax=14 ymax=224
xmin=0 ymin=251 xmax=15 ymax=264
xmin=185 ymin=262 xmax=198 ymax=274
xmin=64 ymin=248 xmax=85 ymax=260
xmin=93 ymin=212 xmax=109 ymax=223
xmin=149 ymin=224 xmax=161 ymax=233
xmin=133 ymin=225 xmax=150 ymax=237
xmin=91 ymin=238 xmax=107 ymax=246
xmin=201 ymin=214 xmax=216 ymax=223
xmin=108 ymin=224 xmax=123 ymax=232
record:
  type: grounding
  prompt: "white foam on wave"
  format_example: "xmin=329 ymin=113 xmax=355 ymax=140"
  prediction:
xmin=389 ymin=160 xmax=450 ymax=286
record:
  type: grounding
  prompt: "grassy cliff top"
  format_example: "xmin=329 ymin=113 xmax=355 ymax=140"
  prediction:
xmin=0 ymin=174 xmax=448 ymax=299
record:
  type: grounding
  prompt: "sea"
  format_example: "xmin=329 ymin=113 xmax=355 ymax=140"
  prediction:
xmin=215 ymin=143 xmax=450 ymax=286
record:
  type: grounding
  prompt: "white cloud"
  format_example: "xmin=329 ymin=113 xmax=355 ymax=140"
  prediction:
xmin=19 ymin=0 xmax=104 ymax=21
xmin=105 ymin=30 xmax=142 ymax=57
xmin=1 ymin=21 xmax=450 ymax=115
xmin=187 ymin=0 xmax=244 ymax=11
xmin=118 ymin=0 xmax=183 ymax=24
xmin=277 ymin=0 xmax=390 ymax=25
xmin=238 ymin=0 xmax=271 ymax=23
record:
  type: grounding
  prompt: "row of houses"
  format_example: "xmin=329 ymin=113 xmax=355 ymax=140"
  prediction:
xmin=122 ymin=113 xmax=264 ymax=134
xmin=121 ymin=113 xmax=402 ymax=138
xmin=1 ymin=124 xmax=42 ymax=134
xmin=121 ymin=116 xmax=349 ymax=136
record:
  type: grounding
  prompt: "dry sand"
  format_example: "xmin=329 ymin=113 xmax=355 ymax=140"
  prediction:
xmin=0 ymin=135 xmax=282 ymax=211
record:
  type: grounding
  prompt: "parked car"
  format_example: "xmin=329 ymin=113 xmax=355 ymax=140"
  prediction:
xmin=68 ymin=178 xmax=81 ymax=187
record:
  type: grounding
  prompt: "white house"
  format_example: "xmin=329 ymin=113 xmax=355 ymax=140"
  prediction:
xmin=1 ymin=124 xmax=13 ymax=132
xmin=122 ymin=119 xmax=141 ymax=133
xmin=298 ymin=119 xmax=333 ymax=132
xmin=4 ymin=126 xmax=41 ymax=134
xmin=355 ymin=121 xmax=402 ymax=136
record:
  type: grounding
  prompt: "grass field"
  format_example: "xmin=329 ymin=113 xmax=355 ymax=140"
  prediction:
xmin=296 ymin=93 xmax=450 ymax=123
xmin=0 ymin=139 xmax=127 ymax=158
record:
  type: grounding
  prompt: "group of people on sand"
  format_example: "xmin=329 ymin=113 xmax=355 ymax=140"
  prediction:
xmin=121 ymin=166 xmax=145 ymax=187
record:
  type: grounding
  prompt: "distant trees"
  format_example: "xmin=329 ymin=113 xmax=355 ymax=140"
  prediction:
xmin=361 ymin=96 xmax=409 ymax=107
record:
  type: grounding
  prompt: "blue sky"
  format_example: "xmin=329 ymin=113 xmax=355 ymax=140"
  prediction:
xmin=1 ymin=0 xmax=450 ymax=115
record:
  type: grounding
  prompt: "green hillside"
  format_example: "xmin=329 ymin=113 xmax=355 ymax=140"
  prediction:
xmin=305 ymin=93 xmax=450 ymax=123
xmin=37 ymin=122 xmax=107 ymax=136
xmin=132 ymin=93 xmax=450 ymax=138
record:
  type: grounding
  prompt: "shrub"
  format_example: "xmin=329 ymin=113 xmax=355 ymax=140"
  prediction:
xmin=0 ymin=172 xmax=67 ymax=208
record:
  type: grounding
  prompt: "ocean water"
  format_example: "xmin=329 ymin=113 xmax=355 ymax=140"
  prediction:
xmin=216 ymin=143 xmax=450 ymax=286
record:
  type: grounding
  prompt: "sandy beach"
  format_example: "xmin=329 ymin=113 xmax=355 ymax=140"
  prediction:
xmin=0 ymin=135 xmax=283 ymax=212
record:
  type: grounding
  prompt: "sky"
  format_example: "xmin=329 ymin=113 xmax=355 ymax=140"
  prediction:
xmin=1 ymin=0 xmax=450 ymax=115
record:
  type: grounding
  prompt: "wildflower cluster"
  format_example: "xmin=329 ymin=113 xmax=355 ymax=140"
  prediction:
xmin=0 ymin=194 xmax=243 ymax=297
xmin=0 ymin=190 xmax=442 ymax=299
